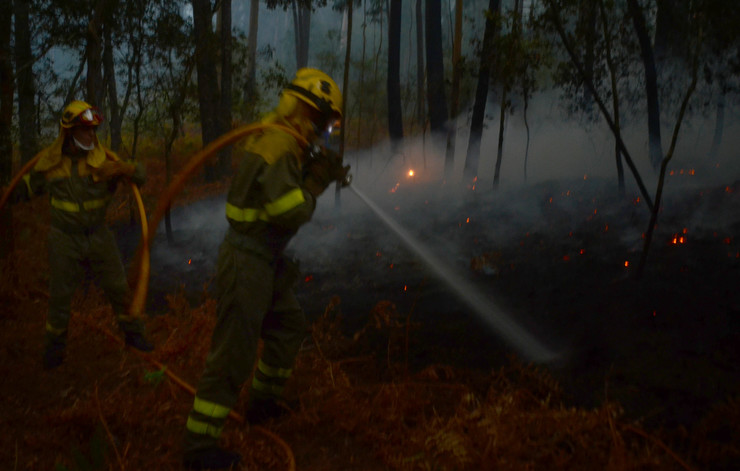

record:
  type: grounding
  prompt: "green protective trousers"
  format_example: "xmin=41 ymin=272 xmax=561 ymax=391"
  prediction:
xmin=45 ymin=225 xmax=144 ymax=347
xmin=183 ymin=237 xmax=307 ymax=452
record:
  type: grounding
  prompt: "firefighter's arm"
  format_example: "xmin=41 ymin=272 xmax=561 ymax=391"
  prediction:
xmin=95 ymin=160 xmax=135 ymax=180
xmin=6 ymin=170 xmax=45 ymax=203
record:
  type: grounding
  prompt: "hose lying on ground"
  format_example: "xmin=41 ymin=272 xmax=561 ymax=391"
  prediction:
xmin=81 ymin=316 xmax=297 ymax=471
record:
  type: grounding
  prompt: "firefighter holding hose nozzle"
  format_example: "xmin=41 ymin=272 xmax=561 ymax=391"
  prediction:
xmin=4 ymin=100 xmax=153 ymax=370
xmin=182 ymin=68 xmax=348 ymax=470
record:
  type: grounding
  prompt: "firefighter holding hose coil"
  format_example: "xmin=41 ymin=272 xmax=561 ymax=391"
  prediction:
xmin=4 ymin=100 xmax=153 ymax=370
xmin=182 ymin=68 xmax=349 ymax=470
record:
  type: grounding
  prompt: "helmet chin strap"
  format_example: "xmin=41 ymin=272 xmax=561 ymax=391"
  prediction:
xmin=73 ymin=136 xmax=95 ymax=151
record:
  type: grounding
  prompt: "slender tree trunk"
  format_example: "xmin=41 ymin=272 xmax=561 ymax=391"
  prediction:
xmin=627 ymin=0 xmax=663 ymax=170
xmin=292 ymin=0 xmax=311 ymax=69
xmin=192 ymin=0 xmax=222 ymax=181
xmin=578 ymin=0 xmax=597 ymax=113
xmin=14 ymin=0 xmax=37 ymax=164
xmin=0 ymin=0 xmax=14 ymax=258
xmin=464 ymin=0 xmax=500 ymax=185
xmin=244 ymin=0 xmax=259 ymax=119
xmin=708 ymin=93 xmax=725 ymax=160
xmin=598 ymin=0 xmax=625 ymax=192
xmin=415 ymin=0 xmax=425 ymax=128
xmin=103 ymin=23 xmax=122 ymax=152
xmin=337 ymin=0 xmax=353 ymax=209
xmin=368 ymin=2 xmax=384 ymax=146
xmin=387 ymin=0 xmax=403 ymax=149
xmin=425 ymin=0 xmax=448 ymax=142
xmin=86 ymin=1 xmax=106 ymax=107
xmin=356 ymin=1 xmax=367 ymax=149
xmin=654 ymin=0 xmax=690 ymax=71
xmin=444 ymin=0 xmax=463 ymax=180
xmin=219 ymin=0 xmax=233 ymax=175
xmin=492 ymin=87 xmax=507 ymax=190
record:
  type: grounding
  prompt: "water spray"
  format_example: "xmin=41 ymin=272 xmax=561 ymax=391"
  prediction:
xmin=346 ymin=183 xmax=560 ymax=364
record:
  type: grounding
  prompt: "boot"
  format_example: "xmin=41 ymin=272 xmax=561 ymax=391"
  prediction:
xmin=42 ymin=338 xmax=66 ymax=370
xmin=124 ymin=331 xmax=154 ymax=352
xmin=183 ymin=447 xmax=241 ymax=470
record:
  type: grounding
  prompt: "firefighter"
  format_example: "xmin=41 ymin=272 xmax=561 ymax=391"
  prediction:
xmin=8 ymin=100 xmax=153 ymax=369
xmin=182 ymin=68 xmax=349 ymax=470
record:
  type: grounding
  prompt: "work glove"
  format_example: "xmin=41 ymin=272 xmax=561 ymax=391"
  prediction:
xmin=303 ymin=147 xmax=351 ymax=197
xmin=95 ymin=160 xmax=136 ymax=181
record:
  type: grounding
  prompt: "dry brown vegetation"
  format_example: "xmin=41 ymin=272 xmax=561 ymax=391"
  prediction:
xmin=1 ymin=150 xmax=739 ymax=470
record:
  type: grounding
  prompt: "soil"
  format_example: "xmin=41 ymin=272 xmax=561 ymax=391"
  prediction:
xmin=1 ymin=173 xmax=739 ymax=470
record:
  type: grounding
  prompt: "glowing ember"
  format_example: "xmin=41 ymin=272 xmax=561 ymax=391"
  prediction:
xmin=408 ymin=169 xmax=415 ymax=177
xmin=579 ymin=249 xmax=585 ymax=255
xmin=671 ymin=235 xmax=686 ymax=245
xmin=188 ymin=258 xmax=192 ymax=265
xmin=304 ymin=275 xmax=313 ymax=282
xmin=624 ymin=261 xmax=629 ymax=267
xmin=562 ymin=255 xmax=570 ymax=261
xmin=466 ymin=217 xmax=470 ymax=223
xmin=389 ymin=183 xmax=400 ymax=193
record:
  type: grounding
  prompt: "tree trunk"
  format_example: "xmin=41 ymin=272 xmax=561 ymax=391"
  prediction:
xmin=463 ymin=0 xmax=499 ymax=185
xmin=219 ymin=0 xmax=233 ymax=175
xmin=86 ymin=1 xmax=106 ymax=107
xmin=415 ymin=0 xmax=425 ymax=128
xmin=1 ymin=0 xmax=14 ymax=258
xmin=424 ymin=0 xmax=448 ymax=141
xmin=387 ymin=0 xmax=403 ymax=149
xmin=598 ymin=0 xmax=625 ymax=192
xmin=492 ymin=86 xmax=507 ymax=190
xmin=192 ymin=0 xmax=222 ymax=181
xmin=337 ymin=0 xmax=353 ymax=209
xmin=103 ymin=22 xmax=122 ymax=152
xmin=244 ymin=0 xmax=259 ymax=119
xmin=292 ymin=0 xmax=311 ymax=69
xmin=14 ymin=0 xmax=37 ymax=164
xmin=654 ymin=0 xmax=690 ymax=69
xmin=708 ymin=93 xmax=725 ymax=160
xmin=444 ymin=0 xmax=463 ymax=180
xmin=627 ymin=0 xmax=663 ymax=170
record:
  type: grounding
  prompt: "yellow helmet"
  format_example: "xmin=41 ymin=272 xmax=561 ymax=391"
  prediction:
xmin=60 ymin=100 xmax=103 ymax=128
xmin=283 ymin=68 xmax=343 ymax=122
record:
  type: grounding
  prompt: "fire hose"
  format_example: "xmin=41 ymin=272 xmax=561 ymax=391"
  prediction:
xmin=80 ymin=316 xmax=296 ymax=471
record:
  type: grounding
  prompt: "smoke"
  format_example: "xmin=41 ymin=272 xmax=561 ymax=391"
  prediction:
xmin=142 ymin=94 xmax=740 ymax=360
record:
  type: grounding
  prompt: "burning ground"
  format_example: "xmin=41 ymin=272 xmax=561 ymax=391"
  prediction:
xmin=1 ymin=160 xmax=739 ymax=469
